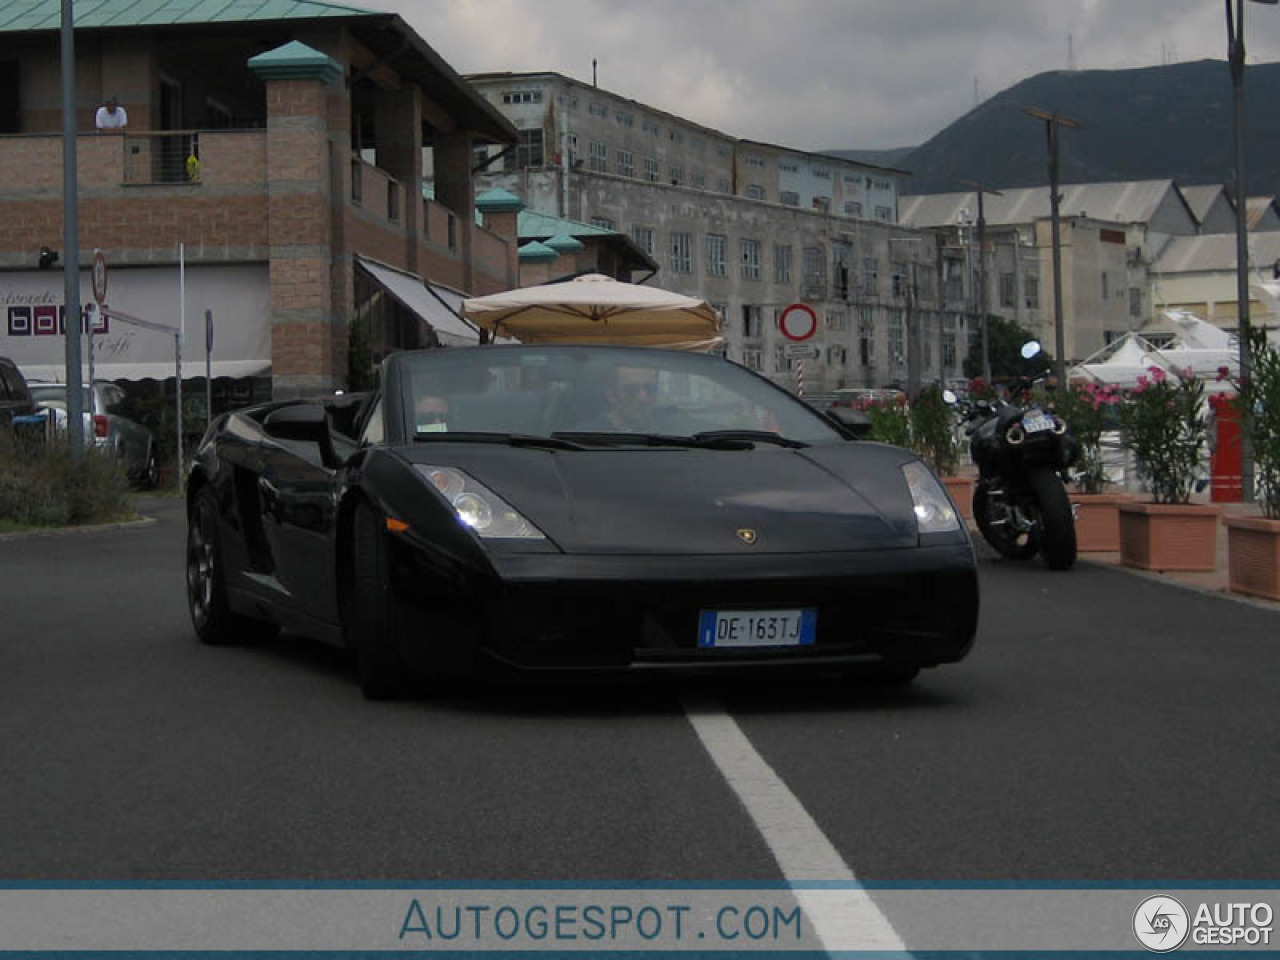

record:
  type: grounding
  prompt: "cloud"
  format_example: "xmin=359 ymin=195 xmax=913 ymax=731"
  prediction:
xmin=379 ymin=0 xmax=1280 ymax=150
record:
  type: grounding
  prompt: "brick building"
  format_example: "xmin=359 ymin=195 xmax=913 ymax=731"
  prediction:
xmin=0 ymin=0 xmax=519 ymax=402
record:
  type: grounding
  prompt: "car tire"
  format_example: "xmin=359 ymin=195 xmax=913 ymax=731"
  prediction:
xmin=349 ymin=500 xmax=411 ymax=700
xmin=1029 ymin=468 xmax=1077 ymax=571
xmin=187 ymin=487 xmax=278 ymax=646
xmin=138 ymin=445 xmax=159 ymax=490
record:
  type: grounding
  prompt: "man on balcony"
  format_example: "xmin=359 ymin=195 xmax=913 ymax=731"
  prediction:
xmin=95 ymin=95 xmax=128 ymax=131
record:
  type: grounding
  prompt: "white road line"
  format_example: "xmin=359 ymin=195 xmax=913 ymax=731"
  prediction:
xmin=682 ymin=696 xmax=906 ymax=954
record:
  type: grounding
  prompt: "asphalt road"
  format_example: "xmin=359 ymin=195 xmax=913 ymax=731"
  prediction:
xmin=1 ymin=495 xmax=1277 ymax=884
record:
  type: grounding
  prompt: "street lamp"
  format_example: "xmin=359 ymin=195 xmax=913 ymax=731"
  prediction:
xmin=1226 ymin=0 xmax=1277 ymax=503
xmin=1025 ymin=106 xmax=1080 ymax=393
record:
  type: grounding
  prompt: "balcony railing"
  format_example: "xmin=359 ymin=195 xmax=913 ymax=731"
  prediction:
xmin=123 ymin=131 xmax=201 ymax=184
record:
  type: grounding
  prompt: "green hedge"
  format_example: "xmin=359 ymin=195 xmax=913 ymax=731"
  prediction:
xmin=0 ymin=427 xmax=133 ymax=528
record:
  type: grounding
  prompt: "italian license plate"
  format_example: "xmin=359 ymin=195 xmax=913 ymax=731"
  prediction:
xmin=697 ymin=609 xmax=816 ymax=648
xmin=1022 ymin=412 xmax=1054 ymax=434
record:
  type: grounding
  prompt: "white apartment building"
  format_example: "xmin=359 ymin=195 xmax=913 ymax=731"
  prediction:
xmin=463 ymin=71 xmax=974 ymax=392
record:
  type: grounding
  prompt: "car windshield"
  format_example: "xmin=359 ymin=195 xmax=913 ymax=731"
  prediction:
xmin=392 ymin=346 xmax=845 ymax=446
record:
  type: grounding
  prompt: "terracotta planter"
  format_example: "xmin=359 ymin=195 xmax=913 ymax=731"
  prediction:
xmin=941 ymin=475 xmax=975 ymax=529
xmin=1118 ymin=502 xmax=1220 ymax=571
xmin=1225 ymin=514 xmax=1280 ymax=601
xmin=1068 ymin=491 xmax=1133 ymax=553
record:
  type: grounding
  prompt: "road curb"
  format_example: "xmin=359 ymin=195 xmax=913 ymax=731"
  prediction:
xmin=1077 ymin=557 xmax=1280 ymax=613
xmin=0 ymin=515 xmax=159 ymax=541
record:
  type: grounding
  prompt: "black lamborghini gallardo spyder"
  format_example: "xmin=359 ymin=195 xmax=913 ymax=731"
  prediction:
xmin=185 ymin=345 xmax=978 ymax=698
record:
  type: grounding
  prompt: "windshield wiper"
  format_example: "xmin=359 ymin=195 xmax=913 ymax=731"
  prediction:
xmin=413 ymin=431 xmax=588 ymax=451
xmin=692 ymin=429 xmax=808 ymax=449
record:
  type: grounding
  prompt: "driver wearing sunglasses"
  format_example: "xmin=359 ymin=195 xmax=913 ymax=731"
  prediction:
xmin=581 ymin=365 xmax=662 ymax=432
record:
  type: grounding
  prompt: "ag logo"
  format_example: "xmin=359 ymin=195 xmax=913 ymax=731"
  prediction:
xmin=1133 ymin=895 xmax=1190 ymax=952
xmin=736 ymin=528 xmax=757 ymax=544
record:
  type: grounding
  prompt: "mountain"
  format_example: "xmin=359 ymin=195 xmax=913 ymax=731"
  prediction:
xmin=876 ymin=60 xmax=1280 ymax=196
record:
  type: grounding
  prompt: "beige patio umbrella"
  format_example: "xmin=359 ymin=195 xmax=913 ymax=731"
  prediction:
xmin=461 ymin=274 xmax=724 ymax=351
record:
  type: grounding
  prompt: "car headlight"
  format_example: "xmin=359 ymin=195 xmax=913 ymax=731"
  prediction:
xmin=415 ymin=465 xmax=546 ymax=540
xmin=902 ymin=460 xmax=960 ymax=534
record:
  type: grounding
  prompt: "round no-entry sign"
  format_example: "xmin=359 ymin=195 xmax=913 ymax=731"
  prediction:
xmin=91 ymin=249 xmax=108 ymax=306
xmin=779 ymin=303 xmax=817 ymax=342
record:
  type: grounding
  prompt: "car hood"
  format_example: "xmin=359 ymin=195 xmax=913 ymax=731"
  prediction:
xmin=397 ymin=441 xmax=919 ymax=554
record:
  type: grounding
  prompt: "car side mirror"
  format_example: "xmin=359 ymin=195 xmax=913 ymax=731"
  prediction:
xmin=263 ymin=403 xmax=340 ymax=467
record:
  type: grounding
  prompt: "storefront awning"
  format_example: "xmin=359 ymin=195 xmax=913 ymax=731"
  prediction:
xmin=21 ymin=360 xmax=271 ymax=383
xmin=356 ymin=257 xmax=483 ymax=347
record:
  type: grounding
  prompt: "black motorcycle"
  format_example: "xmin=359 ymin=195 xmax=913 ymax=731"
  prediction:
xmin=946 ymin=346 xmax=1080 ymax=571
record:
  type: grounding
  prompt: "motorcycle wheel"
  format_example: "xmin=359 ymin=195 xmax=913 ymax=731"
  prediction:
xmin=972 ymin=485 xmax=1038 ymax=560
xmin=1029 ymin=468 xmax=1077 ymax=571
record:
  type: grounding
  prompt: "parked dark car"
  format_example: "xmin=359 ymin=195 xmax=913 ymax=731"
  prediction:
xmin=0 ymin=357 xmax=37 ymax=425
xmin=185 ymin=345 xmax=979 ymax=699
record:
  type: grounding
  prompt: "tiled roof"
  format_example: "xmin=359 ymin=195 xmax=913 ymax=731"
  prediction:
xmin=0 ymin=0 xmax=381 ymax=32
xmin=900 ymin=180 xmax=1179 ymax=229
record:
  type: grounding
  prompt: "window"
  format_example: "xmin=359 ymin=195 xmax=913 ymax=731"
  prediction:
xmin=387 ymin=181 xmax=400 ymax=222
xmin=744 ymin=184 xmax=765 ymax=201
xmin=588 ymin=140 xmax=607 ymax=173
xmin=557 ymin=93 xmax=578 ymax=108
xmin=742 ymin=348 xmax=763 ymax=372
xmin=779 ymin=162 xmax=799 ymax=173
xmin=826 ymin=309 xmax=848 ymax=332
xmin=691 ymin=170 xmax=705 ymax=189
xmin=632 ymin=226 xmax=654 ymax=257
xmin=644 ymin=156 xmax=659 ymax=181
xmin=1026 ymin=276 xmax=1040 ymax=309
xmin=616 ymin=150 xmax=634 ymax=177
xmin=916 ymin=266 xmax=934 ymax=299
xmin=888 ymin=309 xmax=905 ymax=365
xmin=1000 ymin=272 xmax=1015 ymax=308
xmin=706 ymin=234 xmax=727 ymax=277
xmin=742 ymin=305 xmax=763 ymax=339
xmin=350 ymin=158 xmax=362 ymax=203
xmin=803 ymin=246 xmax=825 ymax=298
xmin=670 ymin=232 xmax=692 ymax=273
xmin=942 ymin=315 xmax=957 ymax=371
xmin=741 ymin=238 xmax=761 ymax=281
xmin=844 ymin=200 xmax=862 ymax=217
xmin=1129 ymin=286 xmax=1142 ymax=317
xmin=828 ymin=345 xmax=848 ymax=367
xmin=744 ymin=153 xmax=765 ymax=167
xmin=502 ymin=89 xmax=542 ymax=104
xmin=859 ymin=308 xmax=875 ymax=366
xmin=615 ymin=111 xmax=633 ymax=127
xmin=590 ymin=217 xmax=616 ymax=230
xmin=833 ymin=243 xmax=852 ymax=299
xmin=812 ymin=196 xmax=831 ymax=214
xmin=780 ymin=191 xmax=799 ymax=207
xmin=691 ymin=136 xmax=705 ymax=151
xmin=669 ymin=129 xmax=684 ymax=144
xmin=891 ymin=262 xmax=908 ymax=299
xmin=669 ymin=165 xmax=683 ymax=184
xmin=1101 ymin=272 xmax=1110 ymax=300
xmin=715 ymin=144 xmax=731 ymax=157
xmin=875 ymin=205 xmax=893 ymax=222
xmin=643 ymin=120 xmax=660 ymax=136
xmin=774 ymin=244 xmax=792 ymax=284
xmin=510 ymin=128 xmax=544 ymax=169
xmin=812 ymin=167 xmax=831 ymax=180
xmin=862 ymin=257 xmax=879 ymax=296
xmin=716 ymin=178 xmax=731 ymax=193
xmin=589 ymin=101 xmax=608 ymax=117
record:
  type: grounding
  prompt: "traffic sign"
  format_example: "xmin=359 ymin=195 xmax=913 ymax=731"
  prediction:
xmin=779 ymin=303 xmax=817 ymax=341
xmin=784 ymin=343 xmax=819 ymax=359
xmin=91 ymin=249 xmax=108 ymax=306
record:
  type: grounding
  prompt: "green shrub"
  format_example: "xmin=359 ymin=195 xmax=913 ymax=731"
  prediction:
xmin=0 ymin=427 xmax=132 ymax=527
xmin=867 ymin=398 xmax=912 ymax=448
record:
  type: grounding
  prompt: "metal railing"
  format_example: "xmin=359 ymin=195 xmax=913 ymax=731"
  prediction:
xmin=123 ymin=131 xmax=200 ymax=185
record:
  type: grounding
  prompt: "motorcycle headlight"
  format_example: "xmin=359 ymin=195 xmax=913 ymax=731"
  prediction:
xmin=415 ymin=465 xmax=546 ymax=540
xmin=902 ymin=461 xmax=960 ymax=534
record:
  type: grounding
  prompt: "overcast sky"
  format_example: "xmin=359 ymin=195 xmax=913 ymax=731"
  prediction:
xmin=375 ymin=0 xmax=1280 ymax=151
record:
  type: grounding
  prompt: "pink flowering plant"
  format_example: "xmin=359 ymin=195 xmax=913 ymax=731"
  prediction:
xmin=1117 ymin=366 xmax=1206 ymax=504
xmin=1053 ymin=381 xmax=1123 ymax=494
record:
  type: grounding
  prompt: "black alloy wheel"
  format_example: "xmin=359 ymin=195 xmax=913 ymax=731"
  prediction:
xmin=186 ymin=487 xmax=277 ymax=645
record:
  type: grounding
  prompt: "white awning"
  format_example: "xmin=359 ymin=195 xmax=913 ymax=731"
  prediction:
xmin=21 ymin=360 xmax=271 ymax=383
xmin=356 ymin=257 xmax=483 ymax=347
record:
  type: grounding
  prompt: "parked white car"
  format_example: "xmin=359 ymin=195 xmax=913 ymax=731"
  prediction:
xmin=29 ymin=381 xmax=158 ymax=488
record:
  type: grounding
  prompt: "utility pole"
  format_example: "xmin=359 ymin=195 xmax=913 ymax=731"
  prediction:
xmin=60 ymin=0 xmax=84 ymax=457
xmin=959 ymin=179 xmax=1004 ymax=385
xmin=1025 ymin=106 xmax=1081 ymax=392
